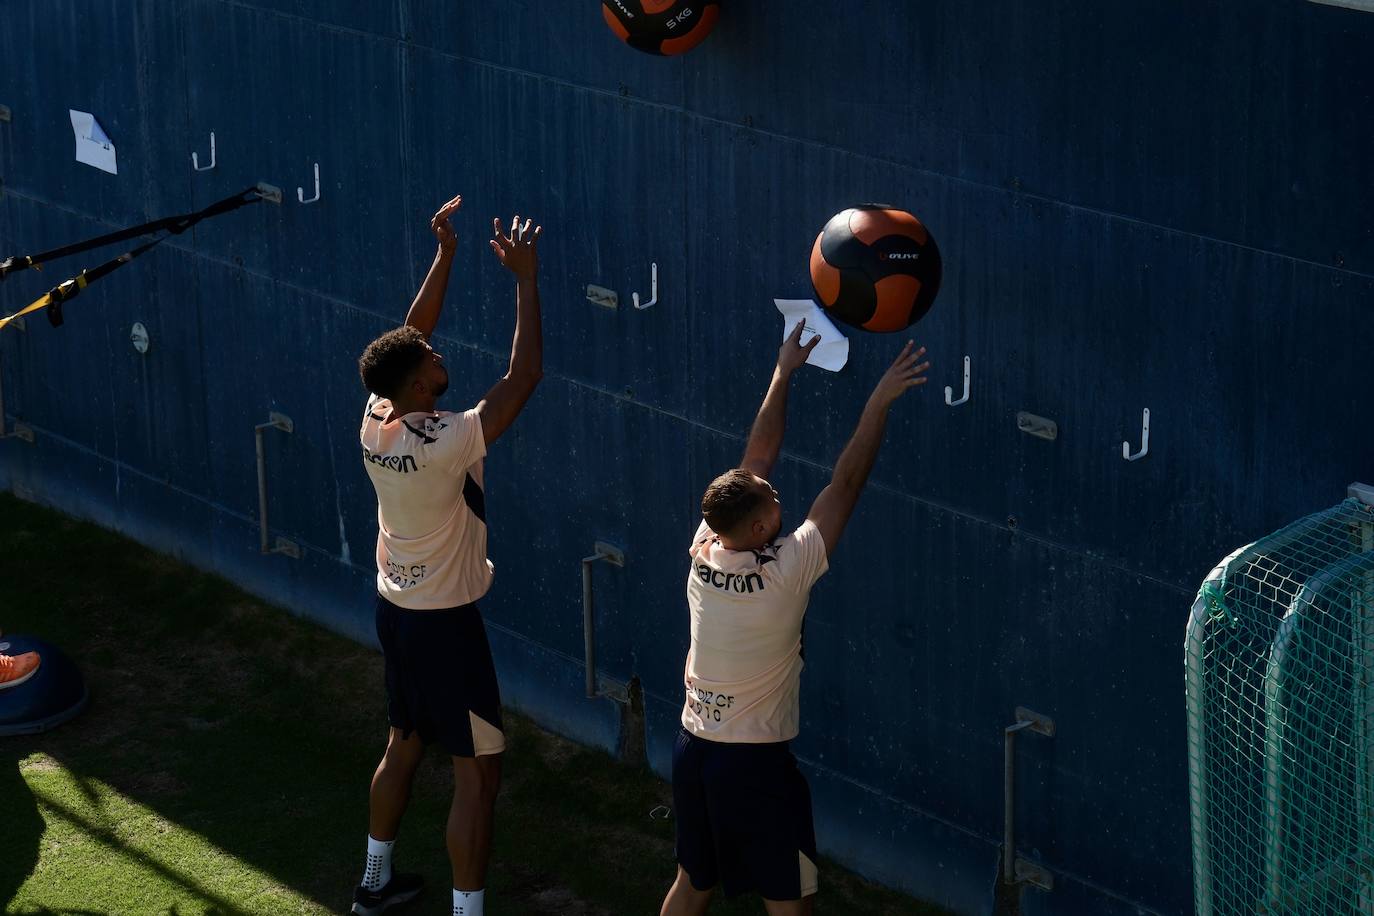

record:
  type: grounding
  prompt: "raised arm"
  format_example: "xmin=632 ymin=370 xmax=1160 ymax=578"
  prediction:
xmin=475 ymin=215 xmax=544 ymax=445
xmin=404 ymin=193 xmax=463 ymax=339
xmin=806 ymin=342 xmax=929 ymax=555
xmin=739 ymin=322 xmax=820 ymax=479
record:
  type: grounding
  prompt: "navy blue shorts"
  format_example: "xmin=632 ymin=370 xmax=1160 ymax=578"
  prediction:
xmin=375 ymin=595 xmax=505 ymax=758
xmin=672 ymin=728 xmax=819 ymax=900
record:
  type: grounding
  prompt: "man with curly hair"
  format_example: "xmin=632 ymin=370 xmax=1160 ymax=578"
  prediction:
xmin=351 ymin=194 xmax=542 ymax=916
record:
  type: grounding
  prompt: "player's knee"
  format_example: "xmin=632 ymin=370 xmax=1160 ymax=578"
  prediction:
xmin=762 ymin=895 xmax=814 ymax=916
xmin=383 ymin=731 xmax=423 ymax=767
xmin=674 ymin=867 xmax=713 ymax=899
xmin=477 ymin=761 xmax=501 ymax=801
xmin=454 ymin=754 xmax=501 ymax=802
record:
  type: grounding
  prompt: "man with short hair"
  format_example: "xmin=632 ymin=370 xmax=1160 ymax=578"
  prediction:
xmin=351 ymin=194 xmax=543 ymax=916
xmin=661 ymin=324 xmax=930 ymax=916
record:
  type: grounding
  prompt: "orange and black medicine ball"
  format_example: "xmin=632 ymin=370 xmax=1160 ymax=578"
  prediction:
xmin=602 ymin=1 xmax=720 ymax=56
xmin=809 ymin=206 xmax=942 ymax=332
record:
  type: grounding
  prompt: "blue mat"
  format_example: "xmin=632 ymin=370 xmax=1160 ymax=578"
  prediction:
xmin=0 ymin=635 xmax=87 ymax=737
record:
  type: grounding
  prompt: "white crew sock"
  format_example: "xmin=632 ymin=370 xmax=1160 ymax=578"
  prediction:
xmin=453 ymin=888 xmax=485 ymax=916
xmin=361 ymin=835 xmax=394 ymax=891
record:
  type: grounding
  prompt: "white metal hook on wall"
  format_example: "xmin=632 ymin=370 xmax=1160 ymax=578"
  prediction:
xmin=1123 ymin=408 xmax=1150 ymax=461
xmin=191 ymin=132 xmax=216 ymax=171
xmin=632 ymin=262 xmax=657 ymax=310
xmin=297 ymin=162 xmax=321 ymax=204
xmin=945 ymin=355 xmax=971 ymax=406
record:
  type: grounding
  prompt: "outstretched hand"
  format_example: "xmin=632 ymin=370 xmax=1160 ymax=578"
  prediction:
xmin=430 ymin=193 xmax=462 ymax=253
xmin=870 ymin=341 xmax=930 ymax=407
xmin=489 ymin=215 xmax=542 ymax=280
xmin=777 ymin=320 xmax=822 ymax=374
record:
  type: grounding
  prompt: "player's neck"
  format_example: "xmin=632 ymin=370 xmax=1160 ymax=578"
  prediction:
xmin=387 ymin=393 xmax=436 ymax=419
xmin=718 ymin=533 xmax=766 ymax=552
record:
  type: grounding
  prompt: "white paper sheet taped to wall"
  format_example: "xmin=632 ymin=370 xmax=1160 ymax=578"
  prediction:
xmin=773 ymin=298 xmax=849 ymax=372
xmin=69 ymin=110 xmax=117 ymax=175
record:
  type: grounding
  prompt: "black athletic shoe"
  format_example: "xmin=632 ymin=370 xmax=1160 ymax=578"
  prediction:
xmin=351 ymin=872 xmax=424 ymax=915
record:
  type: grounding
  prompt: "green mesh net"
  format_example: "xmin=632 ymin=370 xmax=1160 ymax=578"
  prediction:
xmin=1187 ymin=494 xmax=1374 ymax=915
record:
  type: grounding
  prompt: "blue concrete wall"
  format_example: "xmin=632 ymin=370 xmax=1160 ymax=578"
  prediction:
xmin=3 ymin=2 xmax=1372 ymax=913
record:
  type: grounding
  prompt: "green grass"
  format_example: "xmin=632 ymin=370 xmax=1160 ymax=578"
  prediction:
xmin=0 ymin=492 xmax=942 ymax=915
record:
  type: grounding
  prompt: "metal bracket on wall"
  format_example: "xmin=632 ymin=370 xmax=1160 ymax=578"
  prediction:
xmin=1016 ymin=411 xmax=1057 ymax=441
xmin=0 ymin=332 xmax=34 ymax=444
xmin=582 ymin=540 xmax=626 ymax=700
xmin=255 ymin=182 xmax=283 ymax=205
xmin=297 ymin=163 xmax=321 ymax=204
xmin=1003 ymin=706 xmax=1055 ymax=893
xmin=191 ymin=131 xmax=215 ymax=171
xmin=596 ymin=673 xmax=630 ymax=705
xmin=586 ymin=284 xmax=619 ymax=309
xmin=0 ymin=102 xmax=9 ymax=200
xmin=632 ymin=262 xmax=658 ymax=310
xmin=254 ymin=412 xmax=300 ymax=558
xmin=0 ymin=411 xmax=34 ymax=444
xmin=945 ymin=355 xmax=971 ymax=406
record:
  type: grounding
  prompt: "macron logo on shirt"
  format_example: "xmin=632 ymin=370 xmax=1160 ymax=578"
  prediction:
xmin=364 ymin=448 xmax=418 ymax=473
xmin=695 ymin=564 xmax=765 ymax=594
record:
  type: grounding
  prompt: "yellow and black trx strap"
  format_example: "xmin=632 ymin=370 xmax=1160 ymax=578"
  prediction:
xmin=0 ymin=186 xmax=268 ymax=332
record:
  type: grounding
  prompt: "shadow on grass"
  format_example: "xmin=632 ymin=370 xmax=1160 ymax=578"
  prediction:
xmin=9 ymin=667 xmax=385 ymax=915
xmin=0 ymin=491 xmax=374 ymax=913
xmin=0 ymin=753 xmax=43 ymax=908
xmin=23 ymin=788 xmax=257 ymax=916
xmin=12 ymin=908 xmax=230 ymax=916
xmin=0 ymin=492 xmax=942 ymax=916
